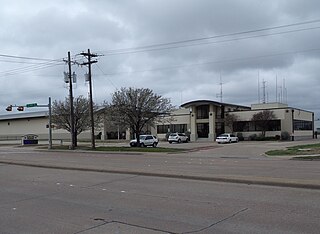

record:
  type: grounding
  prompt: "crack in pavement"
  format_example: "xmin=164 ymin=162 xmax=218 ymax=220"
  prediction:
xmin=74 ymin=218 xmax=173 ymax=234
xmin=74 ymin=208 xmax=249 ymax=234
xmin=182 ymin=207 xmax=249 ymax=233
xmin=81 ymin=175 xmax=139 ymax=189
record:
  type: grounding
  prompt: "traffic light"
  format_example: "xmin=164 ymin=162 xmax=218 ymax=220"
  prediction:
xmin=6 ymin=105 xmax=12 ymax=111
xmin=17 ymin=106 xmax=24 ymax=111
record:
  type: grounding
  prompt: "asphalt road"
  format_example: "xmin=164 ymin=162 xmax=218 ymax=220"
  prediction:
xmin=0 ymin=141 xmax=319 ymax=189
xmin=0 ymin=141 xmax=319 ymax=233
xmin=0 ymin=164 xmax=319 ymax=234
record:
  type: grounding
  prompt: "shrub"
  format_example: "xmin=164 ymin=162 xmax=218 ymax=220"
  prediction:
xmin=236 ymin=133 xmax=244 ymax=141
xmin=257 ymin=136 xmax=276 ymax=141
xmin=249 ymin=134 xmax=257 ymax=141
xmin=249 ymin=134 xmax=276 ymax=141
xmin=281 ymin=131 xmax=290 ymax=141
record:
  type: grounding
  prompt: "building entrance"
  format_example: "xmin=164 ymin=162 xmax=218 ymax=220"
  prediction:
xmin=197 ymin=123 xmax=209 ymax=138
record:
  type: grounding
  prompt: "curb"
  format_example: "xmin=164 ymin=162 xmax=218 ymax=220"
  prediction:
xmin=1 ymin=160 xmax=319 ymax=190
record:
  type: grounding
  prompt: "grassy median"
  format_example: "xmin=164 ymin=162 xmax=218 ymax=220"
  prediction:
xmin=266 ymin=143 xmax=320 ymax=160
xmin=47 ymin=145 xmax=186 ymax=153
xmin=95 ymin=146 xmax=186 ymax=153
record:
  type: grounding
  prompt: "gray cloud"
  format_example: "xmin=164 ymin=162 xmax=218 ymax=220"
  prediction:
xmin=0 ymin=0 xmax=320 ymax=118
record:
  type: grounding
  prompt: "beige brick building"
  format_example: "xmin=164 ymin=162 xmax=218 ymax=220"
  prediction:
xmin=154 ymin=100 xmax=314 ymax=141
xmin=0 ymin=100 xmax=314 ymax=142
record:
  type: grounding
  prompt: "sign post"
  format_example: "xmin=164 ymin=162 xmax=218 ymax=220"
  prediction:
xmin=26 ymin=99 xmax=52 ymax=149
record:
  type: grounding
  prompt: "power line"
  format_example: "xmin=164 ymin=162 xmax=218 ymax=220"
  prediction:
xmin=0 ymin=59 xmax=58 ymax=65
xmin=0 ymin=53 xmax=64 ymax=77
xmin=101 ymin=26 xmax=320 ymax=56
xmin=0 ymin=53 xmax=63 ymax=62
xmin=97 ymin=19 xmax=320 ymax=56
xmin=94 ymin=63 xmax=118 ymax=90
xmin=0 ymin=61 xmax=64 ymax=77
xmin=99 ymin=47 xmax=320 ymax=76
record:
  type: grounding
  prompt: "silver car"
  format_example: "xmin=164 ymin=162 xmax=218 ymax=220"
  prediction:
xmin=168 ymin=133 xmax=189 ymax=144
xmin=130 ymin=135 xmax=158 ymax=147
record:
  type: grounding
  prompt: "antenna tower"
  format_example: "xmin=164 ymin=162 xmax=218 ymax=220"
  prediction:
xmin=216 ymin=74 xmax=223 ymax=103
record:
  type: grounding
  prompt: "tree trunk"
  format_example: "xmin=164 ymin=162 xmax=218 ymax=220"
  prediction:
xmin=135 ymin=125 xmax=140 ymax=147
xmin=74 ymin=132 xmax=78 ymax=147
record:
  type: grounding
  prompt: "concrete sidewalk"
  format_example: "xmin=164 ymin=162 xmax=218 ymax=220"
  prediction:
xmin=0 ymin=143 xmax=320 ymax=190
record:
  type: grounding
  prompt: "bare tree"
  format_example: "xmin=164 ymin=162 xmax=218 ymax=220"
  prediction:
xmin=224 ymin=113 xmax=238 ymax=133
xmin=107 ymin=87 xmax=174 ymax=146
xmin=52 ymin=96 xmax=102 ymax=146
xmin=251 ymin=110 xmax=276 ymax=137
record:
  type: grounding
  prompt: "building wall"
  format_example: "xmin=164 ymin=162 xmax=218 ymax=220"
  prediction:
xmin=231 ymin=107 xmax=314 ymax=139
xmin=0 ymin=117 xmax=50 ymax=139
xmin=0 ymin=117 xmax=93 ymax=140
xmin=155 ymin=108 xmax=191 ymax=141
xmin=0 ymin=102 xmax=314 ymax=142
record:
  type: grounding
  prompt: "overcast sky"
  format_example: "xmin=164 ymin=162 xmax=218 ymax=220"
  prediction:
xmin=1 ymin=0 xmax=320 ymax=117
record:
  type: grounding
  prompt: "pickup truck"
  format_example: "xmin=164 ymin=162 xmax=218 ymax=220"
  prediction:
xmin=216 ymin=133 xmax=239 ymax=144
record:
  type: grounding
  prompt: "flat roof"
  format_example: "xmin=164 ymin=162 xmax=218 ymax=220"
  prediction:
xmin=0 ymin=111 xmax=48 ymax=121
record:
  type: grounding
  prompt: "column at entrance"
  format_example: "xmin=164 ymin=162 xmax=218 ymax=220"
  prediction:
xmin=190 ymin=106 xmax=197 ymax=141
xmin=208 ymin=105 xmax=216 ymax=141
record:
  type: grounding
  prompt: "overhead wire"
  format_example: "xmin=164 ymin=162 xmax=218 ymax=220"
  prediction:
xmin=0 ymin=61 xmax=64 ymax=77
xmin=1 ymin=19 xmax=320 ymax=79
xmin=100 ymin=26 xmax=320 ymax=56
xmin=98 ymin=47 xmax=320 ymax=77
xmin=97 ymin=19 xmax=320 ymax=56
xmin=0 ymin=53 xmax=65 ymax=77
xmin=94 ymin=63 xmax=118 ymax=90
xmin=0 ymin=53 xmax=63 ymax=62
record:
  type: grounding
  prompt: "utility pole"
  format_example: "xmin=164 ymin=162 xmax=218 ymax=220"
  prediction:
xmin=67 ymin=51 xmax=76 ymax=150
xmin=48 ymin=97 xmax=52 ymax=150
xmin=80 ymin=49 xmax=98 ymax=150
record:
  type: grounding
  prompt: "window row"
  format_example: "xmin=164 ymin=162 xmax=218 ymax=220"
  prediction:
xmin=293 ymin=120 xmax=312 ymax=130
xmin=157 ymin=124 xmax=188 ymax=134
xmin=196 ymin=105 xmax=224 ymax=119
xmin=233 ymin=120 xmax=281 ymax=132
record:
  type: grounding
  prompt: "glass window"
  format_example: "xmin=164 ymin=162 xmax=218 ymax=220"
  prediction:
xmin=197 ymin=123 xmax=209 ymax=138
xmin=294 ymin=120 xmax=312 ymax=130
xmin=157 ymin=124 xmax=188 ymax=134
xmin=216 ymin=106 xmax=224 ymax=119
xmin=233 ymin=120 xmax=281 ymax=132
xmin=196 ymin=105 xmax=209 ymax=119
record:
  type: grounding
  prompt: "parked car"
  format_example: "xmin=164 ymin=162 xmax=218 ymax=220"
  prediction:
xmin=168 ymin=133 xmax=189 ymax=144
xmin=130 ymin=135 xmax=158 ymax=147
xmin=216 ymin=133 xmax=239 ymax=144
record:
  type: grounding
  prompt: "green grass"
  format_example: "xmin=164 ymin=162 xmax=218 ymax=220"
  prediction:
xmin=266 ymin=143 xmax=320 ymax=156
xmin=45 ymin=145 xmax=186 ymax=153
xmin=292 ymin=156 xmax=320 ymax=161
xmin=95 ymin=146 xmax=186 ymax=153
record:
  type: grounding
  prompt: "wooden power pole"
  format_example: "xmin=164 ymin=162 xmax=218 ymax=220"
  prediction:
xmin=80 ymin=49 xmax=98 ymax=150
